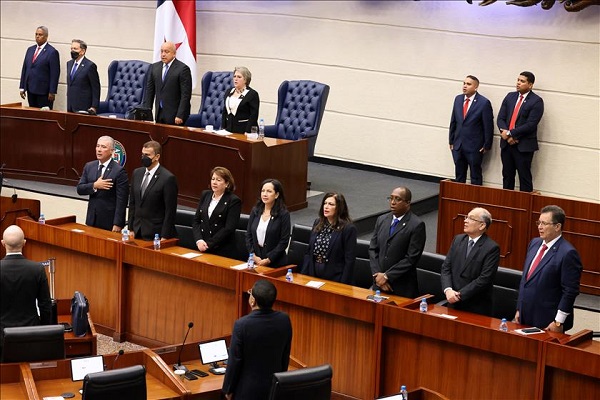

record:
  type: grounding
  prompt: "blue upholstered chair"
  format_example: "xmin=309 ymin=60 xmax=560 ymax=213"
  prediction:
xmin=97 ymin=60 xmax=150 ymax=118
xmin=186 ymin=71 xmax=233 ymax=129
xmin=264 ymin=80 xmax=330 ymax=157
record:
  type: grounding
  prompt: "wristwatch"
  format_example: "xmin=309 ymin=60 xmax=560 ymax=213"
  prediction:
xmin=383 ymin=273 xmax=389 ymax=281
xmin=553 ymin=321 xmax=562 ymax=327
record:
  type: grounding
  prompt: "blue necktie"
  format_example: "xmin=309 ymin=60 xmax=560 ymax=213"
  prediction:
xmin=162 ymin=63 xmax=169 ymax=82
xmin=466 ymin=239 xmax=475 ymax=258
xmin=70 ymin=62 xmax=78 ymax=80
xmin=390 ymin=218 xmax=400 ymax=235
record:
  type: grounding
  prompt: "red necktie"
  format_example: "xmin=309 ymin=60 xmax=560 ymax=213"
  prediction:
xmin=527 ymin=243 xmax=547 ymax=280
xmin=32 ymin=46 xmax=41 ymax=63
xmin=463 ymin=98 xmax=470 ymax=119
xmin=508 ymin=95 xmax=524 ymax=130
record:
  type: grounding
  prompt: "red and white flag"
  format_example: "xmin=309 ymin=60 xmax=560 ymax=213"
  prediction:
xmin=154 ymin=0 xmax=197 ymax=88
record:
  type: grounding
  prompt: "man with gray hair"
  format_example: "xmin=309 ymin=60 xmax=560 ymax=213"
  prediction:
xmin=1 ymin=225 xmax=52 ymax=355
xmin=19 ymin=26 xmax=60 ymax=109
xmin=441 ymin=207 xmax=500 ymax=316
xmin=77 ymin=136 xmax=129 ymax=232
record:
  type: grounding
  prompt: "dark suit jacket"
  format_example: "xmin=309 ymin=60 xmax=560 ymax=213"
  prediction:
xmin=517 ymin=236 xmax=582 ymax=331
xmin=449 ymin=92 xmax=494 ymax=152
xmin=19 ymin=43 xmax=60 ymax=96
xmin=222 ymin=87 xmax=260 ymax=133
xmin=128 ymin=165 xmax=178 ymax=240
xmin=66 ymin=56 xmax=100 ymax=112
xmin=1 ymin=254 xmax=52 ymax=332
xmin=497 ymin=91 xmax=544 ymax=152
xmin=369 ymin=211 xmax=426 ymax=297
xmin=192 ymin=190 xmax=241 ymax=258
xmin=76 ymin=159 xmax=129 ymax=231
xmin=301 ymin=220 xmax=357 ymax=285
xmin=245 ymin=207 xmax=291 ymax=267
xmin=222 ymin=308 xmax=292 ymax=400
xmin=142 ymin=59 xmax=192 ymax=125
xmin=440 ymin=233 xmax=500 ymax=316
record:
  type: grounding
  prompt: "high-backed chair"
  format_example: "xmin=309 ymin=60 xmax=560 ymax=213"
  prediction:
xmin=268 ymin=364 xmax=332 ymax=400
xmin=288 ymin=224 xmax=313 ymax=267
xmin=354 ymin=239 xmax=374 ymax=289
xmin=186 ymin=71 xmax=233 ymax=129
xmin=264 ymin=80 xmax=330 ymax=157
xmin=82 ymin=365 xmax=146 ymax=400
xmin=97 ymin=60 xmax=150 ymax=118
xmin=1 ymin=325 xmax=65 ymax=362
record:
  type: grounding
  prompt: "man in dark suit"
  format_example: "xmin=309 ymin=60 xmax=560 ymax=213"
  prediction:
xmin=369 ymin=186 xmax=426 ymax=298
xmin=497 ymin=71 xmax=544 ymax=192
xmin=19 ymin=26 xmax=60 ymax=109
xmin=77 ymin=136 xmax=129 ymax=232
xmin=1 ymin=225 xmax=52 ymax=348
xmin=142 ymin=41 xmax=192 ymax=125
xmin=222 ymin=279 xmax=292 ymax=400
xmin=515 ymin=205 xmax=582 ymax=332
xmin=128 ymin=140 xmax=178 ymax=240
xmin=449 ymin=75 xmax=494 ymax=185
xmin=441 ymin=207 xmax=500 ymax=316
xmin=66 ymin=39 xmax=101 ymax=114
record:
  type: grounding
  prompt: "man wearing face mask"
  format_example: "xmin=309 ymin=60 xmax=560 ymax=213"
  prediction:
xmin=128 ymin=140 xmax=178 ymax=240
xmin=66 ymin=39 xmax=100 ymax=114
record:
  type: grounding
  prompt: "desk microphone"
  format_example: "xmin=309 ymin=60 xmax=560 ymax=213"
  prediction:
xmin=173 ymin=322 xmax=194 ymax=371
xmin=112 ymin=349 xmax=124 ymax=370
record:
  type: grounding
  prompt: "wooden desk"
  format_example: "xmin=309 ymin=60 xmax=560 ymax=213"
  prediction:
xmin=0 ymin=196 xmax=40 ymax=258
xmin=0 ymin=363 xmax=38 ymax=400
xmin=154 ymin=341 xmax=230 ymax=400
xmin=0 ymin=105 xmax=308 ymax=213
xmin=29 ymin=349 xmax=187 ymax=399
xmin=56 ymin=298 xmax=98 ymax=357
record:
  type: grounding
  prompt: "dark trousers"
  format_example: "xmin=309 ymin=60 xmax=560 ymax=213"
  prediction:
xmin=27 ymin=93 xmax=53 ymax=109
xmin=452 ymin=147 xmax=484 ymax=185
xmin=501 ymin=145 xmax=534 ymax=192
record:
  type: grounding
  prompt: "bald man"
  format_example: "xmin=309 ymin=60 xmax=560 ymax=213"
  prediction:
xmin=1 ymin=225 xmax=52 ymax=349
xmin=142 ymin=41 xmax=192 ymax=125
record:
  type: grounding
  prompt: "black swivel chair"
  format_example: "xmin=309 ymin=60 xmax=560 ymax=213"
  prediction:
xmin=1 ymin=325 xmax=65 ymax=363
xmin=268 ymin=364 xmax=333 ymax=400
xmin=82 ymin=365 xmax=146 ymax=400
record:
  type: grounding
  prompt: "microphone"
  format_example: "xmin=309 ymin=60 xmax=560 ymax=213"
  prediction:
xmin=112 ymin=349 xmax=124 ymax=370
xmin=173 ymin=322 xmax=194 ymax=371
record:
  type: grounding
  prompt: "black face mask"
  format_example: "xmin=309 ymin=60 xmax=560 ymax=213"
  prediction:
xmin=70 ymin=51 xmax=80 ymax=60
xmin=141 ymin=155 xmax=152 ymax=168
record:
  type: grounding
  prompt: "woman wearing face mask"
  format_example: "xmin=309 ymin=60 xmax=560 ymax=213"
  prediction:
xmin=245 ymin=179 xmax=291 ymax=268
xmin=192 ymin=166 xmax=241 ymax=258
xmin=222 ymin=66 xmax=260 ymax=133
xmin=300 ymin=192 xmax=356 ymax=285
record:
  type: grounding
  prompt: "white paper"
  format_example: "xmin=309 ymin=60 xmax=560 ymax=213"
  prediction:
xmin=71 ymin=229 xmax=85 ymax=233
xmin=231 ymin=263 xmax=249 ymax=270
xmin=305 ymin=280 xmax=325 ymax=288
xmin=245 ymin=133 xmax=258 ymax=140
xmin=439 ymin=313 xmax=458 ymax=320
xmin=179 ymin=252 xmax=202 ymax=259
xmin=215 ymin=129 xmax=232 ymax=136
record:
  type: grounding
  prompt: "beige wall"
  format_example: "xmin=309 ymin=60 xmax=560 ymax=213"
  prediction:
xmin=1 ymin=1 xmax=598 ymax=201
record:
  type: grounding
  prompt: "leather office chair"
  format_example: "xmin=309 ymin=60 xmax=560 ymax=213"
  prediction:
xmin=1 ymin=325 xmax=65 ymax=362
xmin=97 ymin=60 xmax=150 ymax=118
xmin=82 ymin=365 xmax=146 ymax=400
xmin=186 ymin=71 xmax=233 ymax=129
xmin=268 ymin=364 xmax=333 ymax=400
xmin=287 ymin=224 xmax=312 ymax=268
xmin=265 ymin=80 xmax=330 ymax=158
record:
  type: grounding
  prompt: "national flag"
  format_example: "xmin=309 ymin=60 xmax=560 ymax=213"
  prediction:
xmin=154 ymin=0 xmax=197 ymax=88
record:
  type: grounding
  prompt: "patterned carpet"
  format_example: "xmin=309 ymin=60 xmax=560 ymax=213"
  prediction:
xmin=96 ymin=333 xmax=146 ymax=355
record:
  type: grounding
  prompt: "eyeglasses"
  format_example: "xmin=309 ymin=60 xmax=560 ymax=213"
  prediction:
xmin=464 ymin=215 xmax=483 ymax=223
xmin=535 ymin=220 xmax=557 ymax=227
xmin=247 ymin=289 xmax=253 ymax=296
xmin=387 ymin=196 xmax=407 ymax=204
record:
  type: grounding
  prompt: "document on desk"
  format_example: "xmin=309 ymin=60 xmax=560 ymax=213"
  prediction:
xmin=215 ymin=129 xmax=232 ymax=136
xmin=231 ymin=263 xmax=249 ymax=270
xmin=377 ymin=395 xmax=403 ymax=400
xmin=305 ymin=280 xmax=325 ymax=289
xmin=177 ymin=252 xmax=202 ymax=259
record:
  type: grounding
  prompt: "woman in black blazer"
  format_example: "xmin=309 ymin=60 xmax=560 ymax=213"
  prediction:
xmin=192 ymin=166 xmax=241 ymax=258
xmin=301 ymin=192 xmax=357 ymax=284
xmin=222 ymin=66 xmax=260 ymax=134
xmin=245 ymin=179 xmax=291 ymax=268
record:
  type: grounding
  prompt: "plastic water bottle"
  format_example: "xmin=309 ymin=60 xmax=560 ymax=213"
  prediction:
xmin=400 ymin=385 xmax=408 ymax=400
xmin=38 ymin=213 xmax=46 ymax=224
xmin=499 ymin=318 xmax=508 ymax=332
xmin=419 ymin=298 xmax=427 ymax=313
xmin=258 ymin=118 xmax=265 ymax=140
xmin=121 ymin=227 xmax=129 ymax=242
xmin=286 ymin=269 xmax=294 ymax=282
xmin=247 ymin=252 xmax=255 ymax=269
xmin=153 ymin=234 xmax=161 ymax=250
xmin=374 ymin=290 xmax=382 ymax=303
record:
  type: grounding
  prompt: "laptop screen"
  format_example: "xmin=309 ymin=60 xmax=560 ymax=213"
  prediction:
xmin=70 ymin=355 xmax=104 ymax=381
xmin=198 ymin=339 xmax=228 ymax=365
